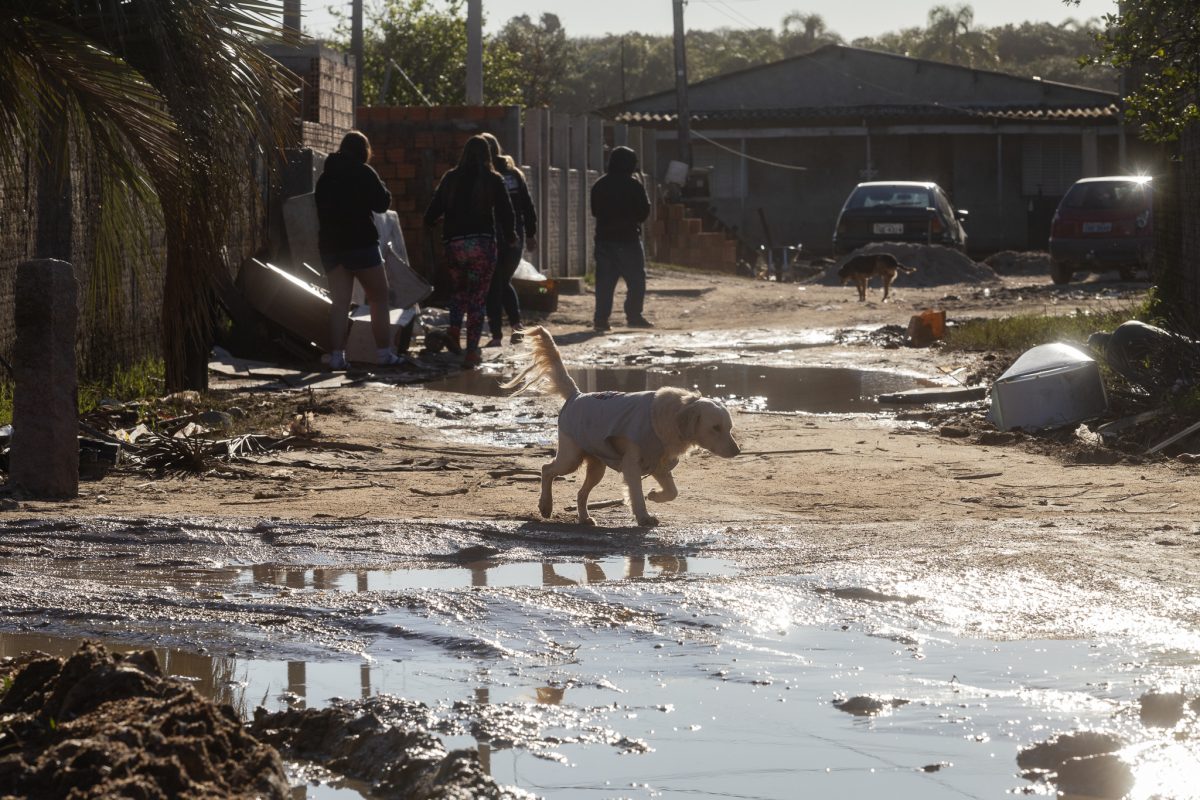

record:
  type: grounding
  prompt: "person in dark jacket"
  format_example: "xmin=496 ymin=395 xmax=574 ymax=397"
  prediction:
xmin=424 ymin=135 xmax=517 ymax=367
xmin=480 ymin=132 xmax=537 ymax=347
xmin=315 ymin=130 xmax=401 ymax=369
xmin=591 ymin=145 xmax=653 ymax=331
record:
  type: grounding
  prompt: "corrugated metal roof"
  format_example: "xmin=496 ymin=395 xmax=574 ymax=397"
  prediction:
xmin=612 ymin=103 xmax=1119 ymax=125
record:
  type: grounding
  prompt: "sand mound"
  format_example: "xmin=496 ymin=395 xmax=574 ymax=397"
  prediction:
xmin=0 ymin=642 xmax=288 ymax=799
xmin=985 ymin=250 xmax=1052 ymax=276
xmin=811 ymin=243 xmax=999 ymax=287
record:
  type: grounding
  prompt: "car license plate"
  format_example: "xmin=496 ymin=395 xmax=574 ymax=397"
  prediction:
xmin=1083 ymin=222 xmax=1112 ymax=233
xmin=873 ymin=223 xmax=904 ymax=234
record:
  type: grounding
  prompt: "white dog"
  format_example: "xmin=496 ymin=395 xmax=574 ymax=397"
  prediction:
xmin=503 ymin=327 xmax=740 ymax=527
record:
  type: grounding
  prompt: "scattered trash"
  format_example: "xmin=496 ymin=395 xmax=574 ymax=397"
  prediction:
xmin=1088 ymin=320 xmax=1200 ymax=395
xmin=877 ymin=386 xmax=985 ymax=404
xmin=988 ymin=343 xmax=1108 ymax=431
xmin=906 ymin=309 xmax=946 ymax=347
xmin=1146 ymin=419 xmax=1200 ymax=456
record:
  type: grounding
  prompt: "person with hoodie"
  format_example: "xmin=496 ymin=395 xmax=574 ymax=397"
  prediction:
xmin=315 ymin=130 xmax=402 ymax=369
xmin=480 ymin=132 xmax=537 ymax=347
xmin=424 ymin=135 xmax=517 ymax=367
xmin=591 ymin=145 xmax=653 ymax=332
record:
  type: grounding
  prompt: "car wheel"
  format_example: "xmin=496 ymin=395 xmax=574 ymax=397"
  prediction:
xmin=1050 ymin=261 xmax=1074 ymax=285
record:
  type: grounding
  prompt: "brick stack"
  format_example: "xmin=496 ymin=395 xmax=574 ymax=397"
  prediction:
xmin=355 ymin=106 xmax=517 ymax=282
xmin=652 ymin=201 xmax=738 ymax=273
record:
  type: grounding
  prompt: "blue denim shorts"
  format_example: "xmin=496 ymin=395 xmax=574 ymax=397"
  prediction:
xmin=321 ymin=244 xmax=383 ymax=272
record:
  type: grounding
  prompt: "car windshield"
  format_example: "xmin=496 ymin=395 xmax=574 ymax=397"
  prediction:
xmin=1061 ymin=181 xmax=1150 ymax=211
xmin=846 ymin=186 xmax=933 ymax=210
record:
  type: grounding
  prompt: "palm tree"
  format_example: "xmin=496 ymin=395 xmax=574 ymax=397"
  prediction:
xmin=1 ymin=1 xmax=295 ymax=390
xmin=917 ymin=4 xmax=996 ymax=68
xmin=780 ymin=12 xmax=842 ymax=57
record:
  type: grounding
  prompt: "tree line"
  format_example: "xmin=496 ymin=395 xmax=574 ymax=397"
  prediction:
xmin=333 ymin=1 xmax=1119 ymax=113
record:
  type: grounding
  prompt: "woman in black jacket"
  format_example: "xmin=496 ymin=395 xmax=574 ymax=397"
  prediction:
xmin=315 ymin=130 xmax=401 ymax=369
xmin=480 ymin=133 xmax=537 ymax=347
xmin=424 ymin=135 xmax=516 ymax=367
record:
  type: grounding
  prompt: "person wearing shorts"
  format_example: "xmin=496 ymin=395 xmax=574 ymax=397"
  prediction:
xmin=316 ymin=130 xmax=401 ymax=369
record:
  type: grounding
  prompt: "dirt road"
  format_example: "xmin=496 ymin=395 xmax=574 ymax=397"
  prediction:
xmin=3 ymin=265 xmax=1198 ymax=799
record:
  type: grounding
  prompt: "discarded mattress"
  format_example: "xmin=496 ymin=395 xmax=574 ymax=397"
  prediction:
xmin=988 ymin=343 xmax=1108 ymax=431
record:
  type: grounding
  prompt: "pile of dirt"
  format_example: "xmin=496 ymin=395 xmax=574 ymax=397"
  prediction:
xmin=811 ymin=243 xmax=1000 ymax=287
xmin=984 ymin=250 xmax=1053 ymax=276
xmin=0 ymin=642 xmax=288 ymax=799
xmin=251 ymin=696 xmax=527 ymax=800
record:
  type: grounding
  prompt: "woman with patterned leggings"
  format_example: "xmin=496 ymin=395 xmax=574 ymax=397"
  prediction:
xmin=424 ymin=135 xmax=517 ymax=367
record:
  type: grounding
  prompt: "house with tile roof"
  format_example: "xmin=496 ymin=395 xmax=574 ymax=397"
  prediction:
xmin=602 ymin=44 xmax=1147 ymax=256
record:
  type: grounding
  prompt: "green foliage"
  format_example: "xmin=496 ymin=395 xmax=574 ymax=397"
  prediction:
xmin=0 ymin=359 xmax=165 ymax=425
xmin=944 ymin=308 xmax=1139 ymax=353
xmin=914 ymin=4 xmax=997 ymax=68
xmin=1 ymin=2 xmax=297 ymax=392
xmin=1071 ymin=0 xmax=1200 ymax=141
xmin=495 ymin=14 xmax=571 ymax=108
xmin=1174 ymin=385 xmax=1200 ymax=416
xmin=329 ymin=5 xmax=1118 ymax=114
xmin=0 ymin=381 xmax=10 ymax=427
xmin=332 ymin=0 xmax=521 ymax=105
xmin=77 ymin=358 xmax=166 ymax=417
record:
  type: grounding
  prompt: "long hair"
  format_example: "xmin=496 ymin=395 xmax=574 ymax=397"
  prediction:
xmin=338 ymin=130 xmax=371 ymax=164
xmin=447 ymin=134 xmax=498 ymax=210
xmin=480 ymin=131 xmax=520 ymax=177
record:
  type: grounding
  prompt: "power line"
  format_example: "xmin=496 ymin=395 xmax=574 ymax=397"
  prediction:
xmin=692 ymin=130 xmax=808 ymax=171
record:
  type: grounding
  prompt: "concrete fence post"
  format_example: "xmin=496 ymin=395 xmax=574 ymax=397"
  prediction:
xmin=554 ymin=112 xmax=571 ymax=278
xmin=10 ymin=259 xmax=79 ymax=498
xmin=571 ymin=115 xmax=589 ymax=277
xmin=522 ymin=108 xmax=549 ymax=273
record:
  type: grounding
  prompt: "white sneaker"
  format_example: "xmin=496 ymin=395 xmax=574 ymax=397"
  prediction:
xmin=329 ymin=351 xmax=348 ymax=371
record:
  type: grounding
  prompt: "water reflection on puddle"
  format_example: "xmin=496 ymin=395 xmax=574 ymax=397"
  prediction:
xmin=4 ymin=567 xmax=1199 ymax=800
xmin=424 ymin=363 xmax=934 ymax=413
xmin=254 ymin=555 xmax=731 ymax=592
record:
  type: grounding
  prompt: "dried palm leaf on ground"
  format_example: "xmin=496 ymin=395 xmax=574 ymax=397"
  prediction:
xmin=135 ymin=432 xmax=219 ymax=473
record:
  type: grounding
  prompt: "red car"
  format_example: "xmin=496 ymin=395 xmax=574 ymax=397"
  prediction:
xmin=1048 ymin=176 xmax=1153 ymax=284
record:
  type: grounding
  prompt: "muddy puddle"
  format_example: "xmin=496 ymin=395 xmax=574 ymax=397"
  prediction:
xmin=422 ymin=363 xmax=935 ymax=414
xmin=4 ymin=525 xmax=1198 ymax=799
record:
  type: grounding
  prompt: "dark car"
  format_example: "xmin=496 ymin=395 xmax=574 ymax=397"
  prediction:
xmin=1048 ymin=176 xmax=1153 ymax=284
xmin=832 ymin=181 xmax=968 ymax=255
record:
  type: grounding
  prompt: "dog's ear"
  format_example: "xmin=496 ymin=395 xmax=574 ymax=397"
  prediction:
xmin=677 ymin=399 xmax=703 ymax=439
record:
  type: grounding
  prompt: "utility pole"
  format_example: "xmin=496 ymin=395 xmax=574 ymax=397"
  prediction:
xmin=467 ymin=0 xmax=483 ymax=105
xmin=672 ymin=0 xmax=691 ymax=165
xmin=620 ymin=36 xmax=627 ymax=103
xmin=351 ymin=0 xmax=364 ymax=111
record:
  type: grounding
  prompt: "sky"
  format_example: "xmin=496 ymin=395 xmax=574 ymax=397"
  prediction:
xmin=300 ymin=0 xmax=1117 ymax=40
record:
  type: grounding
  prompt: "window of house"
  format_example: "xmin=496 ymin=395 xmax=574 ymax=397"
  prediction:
xmin=1021 ymin=136 xmax=1082 ymax=196
xmin=691 ymin=142 xmax=741 ymax=199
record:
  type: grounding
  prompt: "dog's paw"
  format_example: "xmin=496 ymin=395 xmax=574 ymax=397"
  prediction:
xmin=539 ymin=500 xmax=553 ymax=518
xmin=578 ymin=514 xmax=595 ymax=526
xmin=647 ymin=490 xmax=675 ymax=503
xmin=635 ymin=513 xmax=659 ymax=528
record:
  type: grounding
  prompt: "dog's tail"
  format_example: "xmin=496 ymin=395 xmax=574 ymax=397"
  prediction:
xmin=500 ymin=326 xmax=580 ymax=401
xmin=896 ymin=263 xmax=917 ymax=274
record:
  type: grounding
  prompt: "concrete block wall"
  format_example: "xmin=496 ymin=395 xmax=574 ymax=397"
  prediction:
xmin=266 ymin=43 xmax=354 ymax=156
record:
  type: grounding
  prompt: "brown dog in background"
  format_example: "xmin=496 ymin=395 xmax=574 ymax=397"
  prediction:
xmin=838 ymin=253 xmax=915 ymax=302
